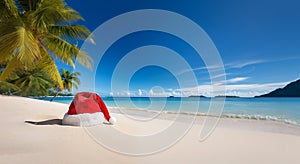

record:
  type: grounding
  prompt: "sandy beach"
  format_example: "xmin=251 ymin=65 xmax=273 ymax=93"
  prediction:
xmin=1 ymin=95 xmax=300 ymax=164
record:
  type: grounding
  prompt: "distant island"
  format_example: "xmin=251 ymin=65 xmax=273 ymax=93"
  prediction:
xmin=188 ymin=95 xmax=206 ymax=98
xmin=188 ymin=95 xmax=241 ymax=98
xmin=256 ymin=79 xmax=300 ymax=97
xmin=214 ymin=95 xmax=240 ymax=98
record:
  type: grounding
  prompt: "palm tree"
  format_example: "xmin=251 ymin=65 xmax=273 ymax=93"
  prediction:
xmin=10 ymin=69 xmax=54 ymax=96
xmin=50 ymin=69 xmax=80 ymax=101
xmin=0 ymin=0 xmax=93 ymax=89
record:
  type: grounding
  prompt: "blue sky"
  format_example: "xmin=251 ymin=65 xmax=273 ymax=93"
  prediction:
xmin=62 ymin=0 xmax=300 ymax=97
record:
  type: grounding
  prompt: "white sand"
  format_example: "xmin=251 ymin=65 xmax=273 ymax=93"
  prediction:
xmin=0 ymin=95 xmax=300 ymax=164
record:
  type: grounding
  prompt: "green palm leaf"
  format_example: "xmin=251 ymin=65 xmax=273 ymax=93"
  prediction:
xmin=0 ymin=57 xmax=20 ymax=81
xmin=33 ymin=0 xmax=83 ymax=30
xmin=0 ymin=0 xmax=93 ymax=89
xmin=0 ymin=27 xmax=40 ymax=80
xmin=1 ymin=0 xmax=19 ymax=18
xmin=17 ymin=0 xmax=40 ymax=12
xmin=10 ymin=69 xmax=54 ymax=96
xmin=0 ymin=81 xmax=20 ymax=95
xmin=37 ymin=47 xmax=63 ymax=88
xmin=60 ymin=69 xmax=80 ymax=92
xmin=50 ymin=68 xmax=81 ymax=101
xmin=44 ymin=35 xmax=93 ymax=68
xmin=44 ymin=35 xmax=76 ymax=67
xmin=48 ymin=25 xmax=91 ymax=40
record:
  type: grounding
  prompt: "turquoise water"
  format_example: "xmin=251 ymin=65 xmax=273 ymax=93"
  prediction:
xmin=36 ymin=97 xmax=300 ymax=125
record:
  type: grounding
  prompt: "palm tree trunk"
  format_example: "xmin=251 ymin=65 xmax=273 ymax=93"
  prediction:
xmin=50 ymin=90 xmax=61 ymax=102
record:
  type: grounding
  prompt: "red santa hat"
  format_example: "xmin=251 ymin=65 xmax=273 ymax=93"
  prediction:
xmin=62 ymin=92 xmax=116 ymax=126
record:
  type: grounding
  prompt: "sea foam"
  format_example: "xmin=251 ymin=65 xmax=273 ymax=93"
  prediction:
xmin=108 ymin=106 xmax=300 ymax=126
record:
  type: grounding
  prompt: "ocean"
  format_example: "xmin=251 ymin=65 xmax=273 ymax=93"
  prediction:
xmin=36 ymin=97 xmax=300 ymax=126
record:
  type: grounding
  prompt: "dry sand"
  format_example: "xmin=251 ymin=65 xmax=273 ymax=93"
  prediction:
xmin=0 ymin=95 xmax=300 ymax=164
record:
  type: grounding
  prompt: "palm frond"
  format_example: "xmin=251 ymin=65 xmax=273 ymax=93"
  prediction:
xmin=57 ymin=7 xmax=84 ymax=23
xmin=48 ymin=25 xmax=91 ymax=40
xmin=72 ymin=77 xmax=80 ymax=85
xmin=75 ymin=50 xmax=93 ymax=69
xmin=0 ymin=18 xmax=20 ymax=37
xmin=44 ymin=35 xmax=76 ymax=67
xmin=72 ymin=83 xmax=79 ymax=90
xmin=16 ymin=27 xmax=40 ymax=64
xmin=0 ymin=57 xmax=19 ymax=81
xmin=71 ymin=72 xmax=80 ymax=85
xmin=0 ymin=53 xmax=11 ymax=66
xmin=0 ymin=27 xmax=40 ymax=66
xmin=0 ymin=29 xmax=21 ymax=58
xmin=11 ymin=69 xmax=54 ymax=96
xmin=1 ymin=0 xmax=91 ymax=92
xmin=0 ymin=81 xmax=20 ymax=91
xmin=37 ymin=47 xmax=63 ymax=88
xmin=33 ymin=0 xmax=83 ymax=29
xmin=59 ymin=68 xmax=81 ymax=92
xmin=0 ymin=0 xmax=19 ymax=18
xmin=18 ymin=0 xmax=41 ymax=12
xmin=44 ymin=35 xmax=93 ymax=68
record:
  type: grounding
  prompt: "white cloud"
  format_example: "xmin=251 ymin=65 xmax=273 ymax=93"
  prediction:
xmin=138 ymin=89 xmax=143 ymax=96
xmin=226 ymin=77 xmax=249 ymax=83
xmin=177 ymin=64 xmax=225 ymax=76
xmin=211 ymin=73 xmax=228 ymax=79
xmin=110 ymin=90 xmax=131 ymax=97
xmin=109 ymin=80 xmax=289 ymax=98
xmin=226 ymin=57 xmax=300 ymax=69
xmin=176 ymin=81 xmax=288 ymax=97
xmin=149 ymin=88 xmax=171 ymax=97
xmin=226 ymin=59 xmax=266 ymax=69
xmin=177 ymin=59 xmax=266 ymax=76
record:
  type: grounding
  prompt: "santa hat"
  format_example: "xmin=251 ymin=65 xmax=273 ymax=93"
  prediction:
xmin=62 ymin=92 xmax=116 ymax=126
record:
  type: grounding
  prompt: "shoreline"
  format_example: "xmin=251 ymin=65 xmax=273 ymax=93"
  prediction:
xmin=1 ymin=95 xmax=300 ymax=163
xmin=10 ymin=95 xmax=300 ymax=127
xmin=108 ymin=106 xmax=300 ymax=136
xmin=2 ymin=95 xmax=300 ymax=135
xmin=108 ymin=105 xmax=300 ymax=127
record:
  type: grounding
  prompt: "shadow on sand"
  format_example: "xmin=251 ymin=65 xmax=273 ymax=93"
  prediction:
xmin=25 ymin=119 xmax=62 ymax=125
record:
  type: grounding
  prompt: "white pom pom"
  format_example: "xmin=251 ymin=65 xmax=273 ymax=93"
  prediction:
xmin=109 ymin=117 xmax=117 ymax=124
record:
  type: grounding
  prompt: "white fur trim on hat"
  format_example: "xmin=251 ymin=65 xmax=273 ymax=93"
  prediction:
xmin=109 ymin=116 xmax=117 ymax=124
xmin=62 ymin=112 xmax=105 ymax=127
